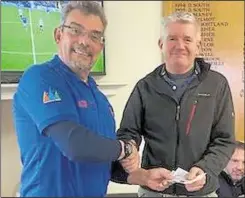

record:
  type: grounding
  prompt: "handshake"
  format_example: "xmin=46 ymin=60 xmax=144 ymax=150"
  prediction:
xmin=117 ymin=140 xmax=206 ymax=192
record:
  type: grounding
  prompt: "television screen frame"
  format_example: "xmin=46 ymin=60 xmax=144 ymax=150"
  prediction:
xmin=1 ymin=0 xmax=106 ymax=84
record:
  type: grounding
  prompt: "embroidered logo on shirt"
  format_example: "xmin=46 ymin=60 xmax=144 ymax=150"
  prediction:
xmin=43 ymin=87 xmax=61 ymax=104
xmin=78 ymin=100 xmax=88 ymax=108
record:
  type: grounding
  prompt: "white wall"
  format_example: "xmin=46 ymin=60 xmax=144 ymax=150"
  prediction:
xmin=96 ymin=1 xmax=162 ymax=127
xmin=1 ymin=1 xmax=162 ymax=196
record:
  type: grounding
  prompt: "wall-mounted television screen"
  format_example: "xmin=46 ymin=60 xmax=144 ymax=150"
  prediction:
xmin=1 ymin=1 xmax=106 ymax=84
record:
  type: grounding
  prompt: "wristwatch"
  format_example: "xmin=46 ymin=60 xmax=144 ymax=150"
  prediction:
xmin=120 ymin=141 xmax=133 ymax=160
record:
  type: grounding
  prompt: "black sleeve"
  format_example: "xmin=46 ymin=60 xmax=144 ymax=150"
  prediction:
xmin=194 ymin=78 xmax=236 ymax=176
xmin=44 ymin=120 xmax=122 ymax=162
xmin=241 ymin=177 xmax=245 ymax=194
xmin=110 ymin=161 xmax=129 ymax=184
xmin=117 ymin=82 xmax=144 ymax=148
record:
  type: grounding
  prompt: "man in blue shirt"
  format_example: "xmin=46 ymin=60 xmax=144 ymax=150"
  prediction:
xmin=13 ymin=1 xmax=173 ymax=197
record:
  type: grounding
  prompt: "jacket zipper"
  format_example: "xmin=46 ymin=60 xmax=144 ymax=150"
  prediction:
xmin=174 ymin=100 xmax=197 ymax=193
xmin=186 ymin=100 xmax=198 ymax=135
xmin=172 ymin=84 xmax=198 ymax=194
xmin=174 ymin=104 xmax=181 ymax=195
xmin=176 ymin=105 xmax=181 ymax=121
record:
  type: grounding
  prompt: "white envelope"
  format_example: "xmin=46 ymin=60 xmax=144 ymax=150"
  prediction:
xmin=171 ymin=167 xmax=206 ymax=184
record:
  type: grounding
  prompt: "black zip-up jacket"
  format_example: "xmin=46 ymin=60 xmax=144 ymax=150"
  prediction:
xmin=216 ymin=171 xmax=245 ymax=197
xmin=117 ymin=58 xmax=236 ymax=196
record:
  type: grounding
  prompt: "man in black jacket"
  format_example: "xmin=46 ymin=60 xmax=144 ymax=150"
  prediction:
xmin=217 ymin=141 xmax=244 ymax=197
xmin=116 ymin=11 xmax=236 ymax=197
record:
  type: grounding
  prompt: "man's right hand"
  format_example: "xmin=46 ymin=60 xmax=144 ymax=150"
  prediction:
xmin=145 ymin=168 xmax=174 ymax=191
xmin=127 ymin=168 xmax=174 ymax=191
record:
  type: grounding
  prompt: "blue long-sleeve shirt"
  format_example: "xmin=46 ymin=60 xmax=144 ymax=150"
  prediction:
xmin=44 ymin=120 xmax=121 ymax=162
xmin=13 ymin=55 xmax=120 ymax=197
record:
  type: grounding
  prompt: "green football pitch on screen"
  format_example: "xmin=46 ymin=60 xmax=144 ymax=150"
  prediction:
xmin=1 ymin=5 xmax=105 ymax=73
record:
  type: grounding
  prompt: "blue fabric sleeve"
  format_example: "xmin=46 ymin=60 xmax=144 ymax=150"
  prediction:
xmin=44 ymin=120 xmax=122 ymax=162
xmin=16 ymin=65 xmax=79 ymax=133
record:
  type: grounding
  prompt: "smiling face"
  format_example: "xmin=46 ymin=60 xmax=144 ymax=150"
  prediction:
xmin=159 ymin=22 xmax=200 ymax=74
xmin=54 ymin=9 xmax=104 ymax=77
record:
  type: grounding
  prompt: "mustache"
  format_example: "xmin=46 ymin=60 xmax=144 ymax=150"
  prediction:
xmin=233 ymin=170 xmax=243 ymax=174
xmin=72 ymin=44 xmax=92 ymax=56
xmin=172 ymin=50 xmax=187 ymax=54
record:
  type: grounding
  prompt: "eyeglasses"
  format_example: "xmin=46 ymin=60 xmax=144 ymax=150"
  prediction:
xmin=62 ymin=24 xmax=105 ymax=44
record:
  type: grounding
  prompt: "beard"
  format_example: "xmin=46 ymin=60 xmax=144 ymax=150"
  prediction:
xmin=231 ymin=170 xmax=244 ymax=181
xmin=69 ymin=43 xmax=94 ymax=75
xmin=69 ymin=59 xmax=93 ymax=76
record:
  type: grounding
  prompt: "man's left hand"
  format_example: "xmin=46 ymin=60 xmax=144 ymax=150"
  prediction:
xmin=184 ymin=166 xmax=206 ymax=192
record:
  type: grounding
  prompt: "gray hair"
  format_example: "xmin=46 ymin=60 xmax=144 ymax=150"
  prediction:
xmin=236 ymin=141 xmax=245 ymax=150
xmin=161 ymin=11 xmax=201 ymax=41
xmin=60 ymin=1 xmax=107 ymax=30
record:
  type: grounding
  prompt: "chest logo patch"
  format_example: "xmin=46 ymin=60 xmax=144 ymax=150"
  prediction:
xmin=43 ymin=88 xmax=61 ymax=104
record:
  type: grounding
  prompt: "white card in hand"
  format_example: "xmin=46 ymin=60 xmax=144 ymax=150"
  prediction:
xmin=171 ymin=167 xmax=206 ymax=184
xmin=172 ymin=168 xmax=189 ymax=184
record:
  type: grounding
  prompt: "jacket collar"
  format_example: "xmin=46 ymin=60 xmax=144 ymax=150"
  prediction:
xmin=159 ymin=57 xmax=210 ymax=80
xmin=220 ymin=171 xmax=245 ymax=186
xmin=145 ymin=58 xmax=211 ymax=98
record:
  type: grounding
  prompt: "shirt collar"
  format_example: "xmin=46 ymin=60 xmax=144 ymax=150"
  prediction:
xmin=160 ymin=62 xmax=201 ymax=77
